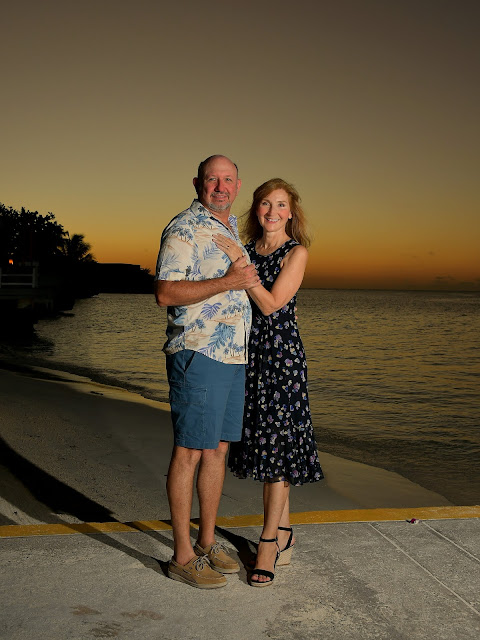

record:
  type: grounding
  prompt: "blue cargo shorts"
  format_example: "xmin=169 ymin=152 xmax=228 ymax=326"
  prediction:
xmin=166 ymin=349 xmax=245 ymax=450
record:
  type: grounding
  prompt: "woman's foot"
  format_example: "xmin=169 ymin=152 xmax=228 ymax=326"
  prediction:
xmin=250 ymin=537 xmax=280 ymax=587
xmin=246 ymin=526 xmax=296 ymax=569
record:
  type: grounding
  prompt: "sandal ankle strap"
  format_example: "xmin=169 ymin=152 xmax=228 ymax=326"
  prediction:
xmin=278 ymin=526 xmax=294 ymax=551
xmin=259 ymin=536 xmax=278 ymax=543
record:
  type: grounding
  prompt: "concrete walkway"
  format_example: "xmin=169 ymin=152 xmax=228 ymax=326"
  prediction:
xmin=1 ymin=509 xmax=479 ymax=640
xmin=1 ymin=368 xmax=478 ymax=638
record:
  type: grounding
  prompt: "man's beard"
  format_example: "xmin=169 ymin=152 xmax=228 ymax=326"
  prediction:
xmin=208 ymin=200 xmax=231 ymax=213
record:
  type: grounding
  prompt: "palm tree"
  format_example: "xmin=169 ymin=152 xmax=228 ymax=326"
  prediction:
xmin=61 ymin=233 xmax=95 ymax=263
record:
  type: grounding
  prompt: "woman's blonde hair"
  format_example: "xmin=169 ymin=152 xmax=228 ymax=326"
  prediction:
xmin=242 ymin=178 xmax=311 ymax=247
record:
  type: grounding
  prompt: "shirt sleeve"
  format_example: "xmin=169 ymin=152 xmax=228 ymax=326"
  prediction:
xmin=155 ymin=225 xmax=195 ymax=282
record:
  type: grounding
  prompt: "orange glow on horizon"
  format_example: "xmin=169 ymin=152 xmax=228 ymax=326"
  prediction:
xmin=90 ymin=236 xmax=479 ymax=292
xmin=2 ymin=3 xmax=479 ymax=294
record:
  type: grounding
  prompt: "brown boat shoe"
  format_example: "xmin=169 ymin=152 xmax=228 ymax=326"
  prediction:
xmin=168 ymin=555 xmax=227 ymax=589
xmin=194 ymin=541 xmax=240 ymax=574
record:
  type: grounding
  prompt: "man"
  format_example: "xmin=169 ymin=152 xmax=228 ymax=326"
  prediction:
xmin=154 ymin=155 xmax=259 ymax=588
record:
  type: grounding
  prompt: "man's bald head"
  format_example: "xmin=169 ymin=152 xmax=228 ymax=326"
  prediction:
xmin=193 ymin=155 xmax=241 ymax=216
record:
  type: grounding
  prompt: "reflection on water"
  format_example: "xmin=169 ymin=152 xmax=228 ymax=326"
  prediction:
xmin=2 ymin=290 xmax=479 ymax=505
xmin=298 ymin=290 xmax=480 ymax=504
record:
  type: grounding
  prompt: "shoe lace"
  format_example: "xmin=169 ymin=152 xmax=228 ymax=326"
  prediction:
xmin=193 ymin=555 xmax=209 ymax=571
xmin=210 ymin=542 xmax=228 ymax=555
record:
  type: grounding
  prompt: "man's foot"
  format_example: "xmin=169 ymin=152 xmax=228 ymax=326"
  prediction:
xmin=168 ymin=555 xmax=227 ymax=589
xmin=194 ymin=541 xmax=240 ymax=574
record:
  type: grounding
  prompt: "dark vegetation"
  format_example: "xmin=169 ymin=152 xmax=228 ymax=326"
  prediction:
xmin=0 ymin=203 xmax=153 ymax=332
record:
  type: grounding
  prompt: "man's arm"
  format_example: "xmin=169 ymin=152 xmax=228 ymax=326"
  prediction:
xmin=155 ymin=256 xmax=260 ymax=307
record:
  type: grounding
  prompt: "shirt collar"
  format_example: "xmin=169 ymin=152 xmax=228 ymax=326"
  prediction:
xmin=190 ymin=199 xmax=237 ymax=227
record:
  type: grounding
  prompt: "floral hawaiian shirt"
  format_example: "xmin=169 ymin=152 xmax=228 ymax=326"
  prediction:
xmin=155 ymin=199 xmax=252 ymax=364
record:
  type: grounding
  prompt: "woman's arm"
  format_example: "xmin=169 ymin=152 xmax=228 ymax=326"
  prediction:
xmin=214 ymin=233 xmax=308 ymax=316
xmin=213 ymin=234 xmax=308 ymax=315
xmin=247 ymin=245 xmax=308 ymax=316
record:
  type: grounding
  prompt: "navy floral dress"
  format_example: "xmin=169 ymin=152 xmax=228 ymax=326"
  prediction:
xmin=228 ymin=239 xmax=324 ymax=486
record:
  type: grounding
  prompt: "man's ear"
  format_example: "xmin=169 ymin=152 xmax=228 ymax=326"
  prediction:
xmin=236 ymin=178 xmax=242 ymax=192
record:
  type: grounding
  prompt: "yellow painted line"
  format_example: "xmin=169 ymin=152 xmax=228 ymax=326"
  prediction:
xmin=287 ymin=505 xmax=480 ymax=524
xmin=288 ymin=505 xmax=480 ymax=525
xmin=1 ymin=506 xmax=478 ymax=539
xmin=216 ymin=505 xmax=480 ymax=528
xmin=0 ymin=520 xmax=173 ymax=539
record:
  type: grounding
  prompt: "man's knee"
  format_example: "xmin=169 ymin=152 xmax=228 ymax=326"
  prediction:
xmin=201 ymin=441 xmax=229 ymax=461
xmin=217 ymin=441 xmax=229 ymax=455
xmin=171 ymin=445 xmax=203 ymax=468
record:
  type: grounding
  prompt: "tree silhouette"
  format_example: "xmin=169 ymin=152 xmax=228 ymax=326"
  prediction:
xmin=0 ymin=203 xmax=100 ymax=309
xmin=0 ymin=203 xmax=66 ymax=266
xmin=60 ymin=233 xmax=95 ymax=263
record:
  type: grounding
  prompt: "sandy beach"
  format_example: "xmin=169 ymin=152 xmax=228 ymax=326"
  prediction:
xmin=0 ymin=363 xmax=452 ymax=528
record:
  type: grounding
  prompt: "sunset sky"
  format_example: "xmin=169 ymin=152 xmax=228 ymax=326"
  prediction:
xmin=2 ymin=0 xmax=479 ymax=290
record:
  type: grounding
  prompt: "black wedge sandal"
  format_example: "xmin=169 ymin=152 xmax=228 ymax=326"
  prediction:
xmin=277 ymin=526 xmax=295 ymax=566
xmin=249 ymin=537 xmax=280 ymax=588
xmin=246 ymin=526 xmax=295 ymax=569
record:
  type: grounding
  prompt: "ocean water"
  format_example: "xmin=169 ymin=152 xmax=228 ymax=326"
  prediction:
xmin=3 ymin=290 xmax=479 ymax=505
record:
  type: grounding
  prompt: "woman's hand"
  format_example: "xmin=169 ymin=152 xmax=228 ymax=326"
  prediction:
xmin=213 ymin=234 xmax=244 ymax=262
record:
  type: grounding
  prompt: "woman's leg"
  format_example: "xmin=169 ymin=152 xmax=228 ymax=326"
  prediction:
xmin=277 ymin=493 xmax=296 ymax=551
xmin=252 ymin=480 xmax=290 ymax=583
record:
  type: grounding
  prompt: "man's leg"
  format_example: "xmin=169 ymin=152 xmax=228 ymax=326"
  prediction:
xmin=166 ymin=445 xmax=202 ymax=565
xmin=193 ymin=440 xmax=240 ymax=574
xmin=193 ymin=362 xmax=244 ymax=571
xmin=196 ymin=441 xmax=228 ymax=548
xmin=196 ymin=361 xmax=244 ymax=547
xmin=164 ymin=351 xmax=231 ymax=586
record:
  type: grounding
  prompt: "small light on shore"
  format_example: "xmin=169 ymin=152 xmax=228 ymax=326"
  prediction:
xmin=8 ymin=259 xmax=13 ymax=265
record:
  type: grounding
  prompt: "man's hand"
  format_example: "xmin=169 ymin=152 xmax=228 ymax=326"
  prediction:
xmin=155 ymin=257 xmax=260 ymax=306
xmin=223 ymin=256 xmax=260 ymax=290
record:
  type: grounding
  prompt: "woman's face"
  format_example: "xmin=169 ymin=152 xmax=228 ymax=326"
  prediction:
xmin=256 ymin=189 xmax=292 ymax=231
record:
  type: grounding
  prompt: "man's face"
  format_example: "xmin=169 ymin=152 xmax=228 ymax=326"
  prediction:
xmin=194 ymin=156 xmax=241 ymax=215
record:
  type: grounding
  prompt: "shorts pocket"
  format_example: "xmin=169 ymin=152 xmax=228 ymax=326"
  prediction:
xmin=169 ymin=383 xmax=207 ymax=447
xmin=183 ymin=350 xmax=197 ymax=374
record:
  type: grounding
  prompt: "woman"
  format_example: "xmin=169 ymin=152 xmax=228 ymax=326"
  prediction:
xmin=213 ymin=178 xmax=323 ymax=587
